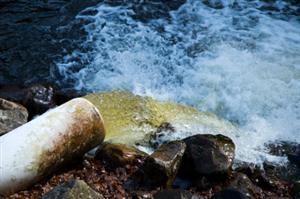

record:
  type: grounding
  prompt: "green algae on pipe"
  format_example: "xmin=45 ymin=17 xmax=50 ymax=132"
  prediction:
xmin=0 ymin=98 xmax=105 ymax=196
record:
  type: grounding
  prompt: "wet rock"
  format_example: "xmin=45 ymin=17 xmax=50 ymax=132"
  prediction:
xmin=0 ymin=98 xmax=28 ymax=136
xmin=180 ymin=134 xmax=235 ymax=178
xmin=42 ymin=179 xmax=104 ymax=199
xmin=84 ymin=91 xmax=237 ymax=147
xmin=228 ymin=173 xmax=263 ymax=198
xmin=0 ymin=84 xmax=57 ymax=117
xmin=128 ymin=140 xmax=186 ymax=189
xmin=23 ymin=84 xmax=56 ymax=117
xmin=212 ymin=188 xmax=248 ymax=199
xmin=291 ymin=181 xmax=300 ymax=199
xmin=95 ymin=142 xmax=147 ymax=167
xmin=265 ymin=141 xmax=300 ymax=182
xmin=235 ymin=164 xmax=277 ymax=191
xmin=153 ymin=189 xmax=193 ymax=199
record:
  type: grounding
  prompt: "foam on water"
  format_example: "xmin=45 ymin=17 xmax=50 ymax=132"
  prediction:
xmin=56 ymin=0 xmax=300 ymax=164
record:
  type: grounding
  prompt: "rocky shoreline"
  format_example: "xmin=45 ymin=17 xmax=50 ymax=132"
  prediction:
xmin=0 ymin=85 xmax=299 ymax=199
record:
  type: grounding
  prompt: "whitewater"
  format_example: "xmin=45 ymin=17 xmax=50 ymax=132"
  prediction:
xmin=56 ymin=0 xmax=300 ymax=165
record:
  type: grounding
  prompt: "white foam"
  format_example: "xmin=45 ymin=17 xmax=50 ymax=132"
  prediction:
xmin=56 ymin=0 xmax=300 ymax=165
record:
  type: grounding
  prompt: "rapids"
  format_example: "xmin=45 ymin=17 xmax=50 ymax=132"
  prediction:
xmin=56 ymin=0 xmax=300 ymax=164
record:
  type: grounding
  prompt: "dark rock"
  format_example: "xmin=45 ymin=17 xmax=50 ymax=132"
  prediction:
xmin=128 ymin=140 xmax=186 ymax=189
xmin=266 ymin=162 xmax=291 ymax=182
xmin=95 ymin=142 xmax=147 ymax=167
xmin=150 ymin=122 xmax=176 ymax=148
xmin=212 ymin=188 xmax=248 ymax=199
xmin=265 ymin=141 xmax=300 ymax=182
xmin=291 ymin=181 xmax=300 ymax=199
xmin=153 ymin=189 xmax=193 ymax=199
xmin=0 ymin=98 xmax=28 ymax=135
xmin=0 ymin=84 xmax=57 ymax=118
xmin=235 ymin=164 xmax=277 ymax=191
xmin=23 ymin=84 xmax=56 ymax=117
xmin=42 ymin=179 xmax=103 ymax=199
xmin=266 ymin=141 xmax=300 ymax=159
xmin=228 ymin=173 xmax=263 ymax=198
xmin=180 ymin=134 xmax=235 ymax=178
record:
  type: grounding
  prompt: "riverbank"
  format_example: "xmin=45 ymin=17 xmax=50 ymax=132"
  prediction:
xmin=1 ymin=87 xmax=299 ymax=198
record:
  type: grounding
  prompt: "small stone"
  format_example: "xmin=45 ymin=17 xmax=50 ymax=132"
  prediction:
xmin=0 ymin=98 xmax=28 ymax=136
xmin=23 ymin=84 xmax=56 ymax=117
xmin=228 ymin=173 xmax=263 ymax=198
xmin=42 ymin=179 xmax=104 ymax=199
xmin=235 ymin=164 xmax=276 ymax=191
xmin=128 ymin=140 xmax=186 ymax=189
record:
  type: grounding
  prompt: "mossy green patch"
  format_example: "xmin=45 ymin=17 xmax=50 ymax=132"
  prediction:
xmin=84 ymin=91 xmax=236 ymax=147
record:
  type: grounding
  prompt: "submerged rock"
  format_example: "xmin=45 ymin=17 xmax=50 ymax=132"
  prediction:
xmin=95 ymin=142 xmax=147 ymax=167
xmin=0 ymin=98 xmax=28 ymax=136
xmin=234 ymin=164 xmax=277 ymax=191
xmin=265 ymin=141 xmax=300 ymax=182
xmin=127 ymin=140 xmax=186 ymax=189
xmin=42 ymin=179 xmax=103 ymax=199
xmin=84 ymin=91 xmax=237 ymax=147
xmin=180 ymin=134 xmax=235 ymax=178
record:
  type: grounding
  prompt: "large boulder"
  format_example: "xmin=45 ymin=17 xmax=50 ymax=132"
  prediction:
xmin=0 ymin=98 xmax=28 ymax=136
xmin=95 ymin=142 xmax=147 ymax=167
xmin=42 ymin=179 xmax=103 ymax=199
xmin=127 ymin=140 xmax=186 ymax=189
xmin=180 ymin=134 xmax=235 ymax=178
xmin=84 ymin=91 xmax=237 ymax=147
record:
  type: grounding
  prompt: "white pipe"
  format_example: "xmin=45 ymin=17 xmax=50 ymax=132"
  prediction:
xmin=0 ymin=98 xmax=105 ymax=196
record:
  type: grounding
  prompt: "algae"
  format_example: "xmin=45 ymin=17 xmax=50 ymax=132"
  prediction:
xmin=84 ymin=91 xmax=237 ymax=147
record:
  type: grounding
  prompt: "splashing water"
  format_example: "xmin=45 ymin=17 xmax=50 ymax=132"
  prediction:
xmin=56 ymin=0 xmax=300 ymax=164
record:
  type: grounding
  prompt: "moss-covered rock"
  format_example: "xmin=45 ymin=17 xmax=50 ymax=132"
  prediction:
xmin=42 ymin=180 xmax=103 ymax=199
xmin=84 ymin=91 xmax=236 ymax=147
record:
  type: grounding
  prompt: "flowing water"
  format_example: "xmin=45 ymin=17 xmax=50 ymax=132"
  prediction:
xmin=55 ymin=0 xmax=300 ymax=164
